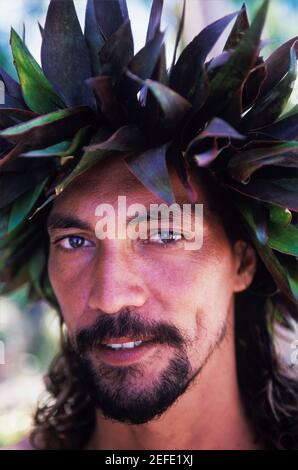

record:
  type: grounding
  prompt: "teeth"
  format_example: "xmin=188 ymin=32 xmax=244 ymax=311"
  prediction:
xmin=106 ymin=340 xmax=143 ymax=350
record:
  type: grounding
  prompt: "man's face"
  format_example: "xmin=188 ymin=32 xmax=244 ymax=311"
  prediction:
xmin=47 ymin=156 xmax=251 ymax=424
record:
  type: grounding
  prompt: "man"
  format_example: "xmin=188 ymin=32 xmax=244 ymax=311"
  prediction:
xmin=42 ymin=155 xmax=258 ymax=450
xmin=0 ymin=0 xmax=297 ymax=450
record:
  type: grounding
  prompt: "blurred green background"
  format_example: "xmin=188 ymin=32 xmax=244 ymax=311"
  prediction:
xmin=0 ymin=0 xmax=297 ymax=448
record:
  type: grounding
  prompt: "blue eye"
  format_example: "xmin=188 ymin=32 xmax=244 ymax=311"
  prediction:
xmin=149 ymin=230 xmax=183 ymax=246
xmin=56 ymin=235 xmax=93 ymax=251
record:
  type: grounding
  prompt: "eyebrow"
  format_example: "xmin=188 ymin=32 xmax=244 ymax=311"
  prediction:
xmin=47 ymin=204 xmax=204 ymax=232
xmin=127 ymin=204 xmax=196 ymax=225
xmin=47 ymin=213 xmax=93 ymax=231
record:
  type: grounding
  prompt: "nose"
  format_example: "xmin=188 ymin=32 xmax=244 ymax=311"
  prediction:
xmin=87 ymin=245 xmax=147 ymax=314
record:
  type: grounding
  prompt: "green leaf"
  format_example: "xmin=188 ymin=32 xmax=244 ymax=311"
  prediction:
xmin=10 ymin=28 xmax=65 ymax=113
xmin=267 ymin=222 xmax=298 ymax=257
xmin=233 ymin=198 xmax=297 ymax=303
xmin=8 ymin=177 xmax=49 ymax=232
xmin=28 ymin=246 xmax=47 ymax=299
xmin=59 ymin=125 xmax=92 ymax=158
xmin=269 ymin=205 xmax=292 ymax=227
xmin=0 ymin=106 xmax=93 ymax=145
xmin=20 ymin=141 xmax=70 ymax=158
xmin=279 ymin=104 xmax=298 ymax=120
xmin=54 ymin=128 xmax=113 ymax=196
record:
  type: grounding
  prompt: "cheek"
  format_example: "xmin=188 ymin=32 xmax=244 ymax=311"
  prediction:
xmin=139 ymin=247 xmax=235 ymax=337
xmin=47 ymin=249 xmax=91 ymax=329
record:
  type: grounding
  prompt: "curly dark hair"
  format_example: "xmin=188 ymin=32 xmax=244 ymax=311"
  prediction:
xmin=29 ymin=168 xmax=298 ymax=450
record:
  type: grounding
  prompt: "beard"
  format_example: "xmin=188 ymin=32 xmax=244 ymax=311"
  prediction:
xmin=70 ymin=308 xmax=226 ymax=425
xmin=77 ymin=348 xmax=192 ymax=424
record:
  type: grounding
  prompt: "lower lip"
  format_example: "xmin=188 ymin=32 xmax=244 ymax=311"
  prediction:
xmin=93 ymin=341 xmax=157 ymax=366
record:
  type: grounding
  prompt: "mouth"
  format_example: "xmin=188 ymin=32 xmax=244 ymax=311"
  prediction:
xmin=101 ymin=337 xmax=154 ymax=350
xmin=94 ymin=337 xmax=158 ymax=366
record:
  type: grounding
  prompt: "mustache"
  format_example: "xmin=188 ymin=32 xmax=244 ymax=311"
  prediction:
xmin=73 ymin=308 xmax=185 ymax=355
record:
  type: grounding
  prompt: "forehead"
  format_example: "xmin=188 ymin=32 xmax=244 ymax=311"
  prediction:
xmin=50 ymin=155 xmax=210 ymax=213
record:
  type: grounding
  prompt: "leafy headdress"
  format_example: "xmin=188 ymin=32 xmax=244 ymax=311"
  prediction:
xmin=0 ymin=0 xmax=297 ymax=328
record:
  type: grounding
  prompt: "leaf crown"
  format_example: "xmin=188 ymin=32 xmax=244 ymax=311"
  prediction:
xmin=0 ymin=0 xmax=297 ymax=328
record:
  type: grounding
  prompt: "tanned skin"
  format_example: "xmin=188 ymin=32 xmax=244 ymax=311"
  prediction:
xmin=45 ymin=156 xmax=258 ymax=450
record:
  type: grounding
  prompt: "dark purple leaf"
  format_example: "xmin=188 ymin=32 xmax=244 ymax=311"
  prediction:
xmin=41 ymin=0 xmax=96 ymax=109
xmin=186 ymin=118 xmax=244 ymax=159
xmin=127 ymin=31 xmax=165 ymax=86
xmin=98 ymin=20 xmax=134 ymax=84
xmin=207 ymin=50 xmax=234 ymax=73
xmin=125 ymin=145 xmax=175 ymax=204
xmin=183 ymin=0 xmax=269 ymax=141
xmin=259 ymin=36 xmax=298 ymax=99
xmin=138 ymin=0 xmax=168 ymax=106
xmin=170 ymin=11 xmax=238 ymax=105
xmin=224 ymin=3 xmax=249 ymax=50
xmin=193 ymin=139 xmax=222 ymax=167
xmin=0 ymin=68 xmax=23 ymax=102
xmin=228 ymin=142 xmax=298 ymax=183
xmin=199 ymin=117 xmax=245 ymax=140
xmin=225 ymin=178 xmax=298 ymax=212
xmin=253 ymin=113 xmax=298 ymax=141
xmin=84 ymin=0 xmax=105 ymax=75
xmin=93 ymin=0 xmax=129 ymax=40
xmin=84 ymin=125 xmax=145 ymax=152
xmin=145 ymin=0 xmax=163 ymax=43
xmin=119 ymin=30 xmax=165 ymax=107
xmin=241 ymin=41 xmax=298 ymax=129
xmin=0 ymin=162 xmax=54 ymax=209
xmin=169 ymin=0 xmax=186 ymax=74
xmin=0 ymin=67 xmax=26 ymax=109
xmin=86 ymin=75 xmax=123 ymax=124
xmin=242 ymin=61 xmax=267 ymax=110
xmin=0 ymin=108 xmax=38 ymax=123
xmin=130 ymin=73 xmax=192 ymax=129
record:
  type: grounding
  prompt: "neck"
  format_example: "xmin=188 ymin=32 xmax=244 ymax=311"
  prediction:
xmin=85 ymin=310 xmax=260 ymax=450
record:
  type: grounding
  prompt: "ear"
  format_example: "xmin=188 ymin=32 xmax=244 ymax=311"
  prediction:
xmin=232 ymin=240 xmax=257 ymax=293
